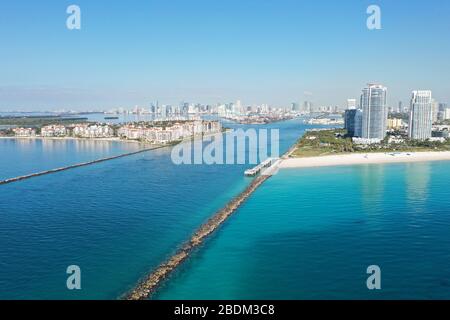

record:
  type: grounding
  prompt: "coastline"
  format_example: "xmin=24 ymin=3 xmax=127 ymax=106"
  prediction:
xmin=0 ymin=130 xmax=224 ymax=145
xmin=0 ymin=136 xmax=147 ymax=145
xmin=280 ymin=151 xmax=450 ymax=169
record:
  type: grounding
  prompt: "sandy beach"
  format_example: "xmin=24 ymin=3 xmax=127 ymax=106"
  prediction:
xmin=280 ymin=152 xmax=450 ymax=169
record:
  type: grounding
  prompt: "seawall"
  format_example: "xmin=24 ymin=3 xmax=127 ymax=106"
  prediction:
xmin=124 ymin=174 xmax=271 ymax=300
xmin=0 ymin=145 xmax=167 ymax=186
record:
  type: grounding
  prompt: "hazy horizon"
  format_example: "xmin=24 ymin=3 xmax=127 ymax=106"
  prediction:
xmin=1 ymin=0 xmax=450 ymax=111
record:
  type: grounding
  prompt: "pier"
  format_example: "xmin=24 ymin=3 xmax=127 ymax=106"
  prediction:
xmin=244 ymin=158 xmax=279 ymax=176
xmin=0 ymin=145 xmax=167 ymax=186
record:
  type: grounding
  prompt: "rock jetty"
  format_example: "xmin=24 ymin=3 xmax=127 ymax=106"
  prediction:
xmin=124 ymin=174 xmax=270 ymax=300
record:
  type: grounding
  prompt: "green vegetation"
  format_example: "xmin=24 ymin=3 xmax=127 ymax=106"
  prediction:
xmin=291 ymin=129 xmax=450 ymax=158
xmin=0 ymin=116 xmax=89 ymax=128
xmin=292 ymin=129 xmax=354 ymax=158
xmin=129 ymin=120 xmax=193 ymax=129
xmin=383 ymin=138 xmax=450 ymax=153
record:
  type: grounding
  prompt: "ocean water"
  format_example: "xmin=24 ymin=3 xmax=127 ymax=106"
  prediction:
xmin=0 ymin=139 xmax=141 ymax=181
xmin=0 ymin=119 xmax=310 ymax=299
xmin=154 ymin=161 xmax=450 ymax=299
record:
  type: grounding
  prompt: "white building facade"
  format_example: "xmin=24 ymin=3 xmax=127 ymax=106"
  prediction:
xmin=409 ymin=90 xmax=433 ymax=140
xmin=361 ymin=84 xmax=388 ymax=140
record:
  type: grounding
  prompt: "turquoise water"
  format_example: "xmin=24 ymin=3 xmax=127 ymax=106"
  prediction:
xmin=6 ymin=118 xmax=447 ymax=300
xmin=0 ymin=119 xmax=310 ymax=299
xmin=155 ymin=162 xmax=450 ymax=300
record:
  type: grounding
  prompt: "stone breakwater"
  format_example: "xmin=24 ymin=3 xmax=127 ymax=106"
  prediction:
xmin=124 ymin=174 xmax=271 ymax=300
xmin=0 ymin=145 xmax=166 ymax=186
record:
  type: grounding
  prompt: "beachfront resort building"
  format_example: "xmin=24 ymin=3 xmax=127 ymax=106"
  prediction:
xmin=41 ymin=125 xmax=67 ymax=137
xmin=117 ymin=120 xmax=221 ymax=144
xmin=361 ymin=84 xmax=388 ymax=140
xmin=72 ymin=124 xmax=114 ymax=138
xmin=409 ymin=90 xmax=433 ymax=141
xmin=12 ymin=127 xmax=36 ymax=137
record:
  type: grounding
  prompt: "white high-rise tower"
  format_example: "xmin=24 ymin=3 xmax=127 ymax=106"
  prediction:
xmin=409 ymin=90 xmax=433 ymax=141
xmin=361 ymin=84 xmax=388 ymax=140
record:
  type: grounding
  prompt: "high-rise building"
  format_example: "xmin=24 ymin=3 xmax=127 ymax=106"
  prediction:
xmin=303 ymin=101 xmax=313 ymax=113
xmin=344 ymin=109 xmax=363 ymax=137
xmin=361 ymin=84 xmax=388 ymax=140
xmin=438 ymin=103 xmax=448 ymax=121
xmin=408 ymin=90 xmax=433 ymax=140
xmin=444 ymin=108 xmax=450 ymax=120
xmin=354 ymin=109 xmax=363 ymax=137
xmin=344 ymin=109 xmax=357 ymax=136
xmin=431 ymin=99 xmax=439 ymax=123
xmin=347 ymin=99 xmax=357 ymax=110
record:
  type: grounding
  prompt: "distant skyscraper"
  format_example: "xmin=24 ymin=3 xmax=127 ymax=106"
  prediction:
xmin=398 ymin=101 xmax=403 ymax=113
xmin=444 ymin=108 xmax=450 ymax=120
xmin=303 ymin=101 xmax=313 ymax=113
xmin=347 ymin=99 xmax=357 ymax=110
xmin=361 ymin=84 xmax=388 ymax=140
xmin=408 ymin=90 xmax=433 ymax=141
xmin=438 ymin=103 xmax=448 ymax=120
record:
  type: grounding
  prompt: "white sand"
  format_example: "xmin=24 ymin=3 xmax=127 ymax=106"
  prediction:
xmin=280 ymin=152 xmax=450 ymax=169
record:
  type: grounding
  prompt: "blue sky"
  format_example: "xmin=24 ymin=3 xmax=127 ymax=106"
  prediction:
xmin=0 ymin=0 xmax=449 ymax=110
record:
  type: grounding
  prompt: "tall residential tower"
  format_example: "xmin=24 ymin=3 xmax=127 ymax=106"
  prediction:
xmin=409 ymin=90 xmax=433 ymax=140
xmin=361 ymin=84 xmax=388 ymax=140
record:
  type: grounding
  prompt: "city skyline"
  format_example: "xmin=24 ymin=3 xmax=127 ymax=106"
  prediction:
xmin=1 ymin=0 xmax=450 ymax=110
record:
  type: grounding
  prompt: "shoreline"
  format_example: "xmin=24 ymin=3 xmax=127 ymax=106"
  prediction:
xmin=280 ymin=151 xmax=450 ymax=169
xmin=0 ymin=136 xmax=148 ymax=145
xmin=0 ymin=130 xmax=224 ymax=145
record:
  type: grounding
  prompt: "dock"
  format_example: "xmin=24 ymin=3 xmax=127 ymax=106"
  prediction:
xmin=244 ymin=158 xmax=279 ymax=176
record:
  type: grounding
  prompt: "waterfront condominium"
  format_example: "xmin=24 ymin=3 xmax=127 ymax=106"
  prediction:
xmin=408 ymin=90 xmax=433 ymax=140
xmin=360 ymin=84 xmax=388 ymax=140
xmin=344 ymin=109 xmax=363 ymax=137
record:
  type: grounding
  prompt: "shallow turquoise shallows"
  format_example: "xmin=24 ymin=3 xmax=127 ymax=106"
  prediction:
xmin=0 ymin=119 xmax=310 ymax=299
xmin=154 ymin=162 xmax=450 ymax=300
